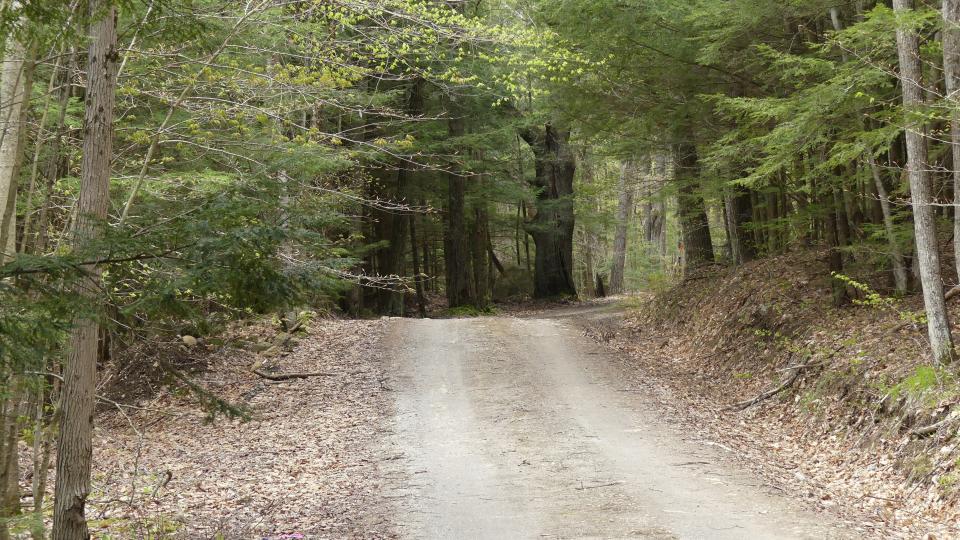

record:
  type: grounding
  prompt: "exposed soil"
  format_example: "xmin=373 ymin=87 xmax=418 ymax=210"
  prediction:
xmin=379 ymin=313 xmax=852 ymax=539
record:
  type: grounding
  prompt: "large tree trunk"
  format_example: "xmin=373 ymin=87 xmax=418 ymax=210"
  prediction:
xmin=609 ymin=159 xmax=636 ymax=294
xmin=674 ymin=141 xmax=714 ymax=274
xmin=443 ymin=95 xmax=475 ymax=307
xmin=0 ymin=31 xmax=32 ymax=262
xmin=894 ymin=0 xmax=955 ymax=364
xmin=52 ymin=3 xmax=118 ymax=539
xmin=519 ymin=123 xmax=577 ymax=298
xmin=944 ymin=0 xmax=960 ymax=283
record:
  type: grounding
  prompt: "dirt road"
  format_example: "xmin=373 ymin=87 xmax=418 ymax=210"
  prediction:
xmin=381 ymin=309 xmax=851 ymax=539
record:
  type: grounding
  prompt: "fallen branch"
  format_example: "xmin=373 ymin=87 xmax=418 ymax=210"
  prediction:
xmin=725 ymin=366 xmax=804 ymax=412
xmin=910 ymin=412 xmax=960 ymax=437
xmin=252 ymin=368 xmax=335 ymax=381
xmin=946 ymin=285 xmax=960 ymax=302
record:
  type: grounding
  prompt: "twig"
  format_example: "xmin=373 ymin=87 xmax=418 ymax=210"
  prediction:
xmin=725 ymin=367 xmax=804 ymax=412
xmin=252 ymin=368 xmax=335 ymax=381
xmin=574 ymin=481 xmax=622 ymax=491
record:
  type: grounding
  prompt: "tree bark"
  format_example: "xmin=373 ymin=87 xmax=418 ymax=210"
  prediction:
xmin=944 ymin=0 xmax=960 ymax=283
xmin=0 ymin=30 xmax=32 ymax=262
xmin=443 ymin=95 xmax=475 ymax=307
xmin=609 ymin=159 xmax=636 ymax=294
xmin=641 ymin=152 xmax=668 ymax=260
xmin=519 ymin=122 xmax=577 ymax=298
xmin=53 ymin=3 xmax=117 ymax=539
xmin=867 ymin=153 xmax=909 ymax=294
xmin=471 ymin=203 xmax=491 ymax=308
xmin=409 ymin=211 xmax=427 ymax=317
xmin=894 ymin=0 xmax=955 ymax=364
xmin=674 ymin=141 xmax=714 ymax=274
xmin=34 ymin=50 xmax=75 ymax=255
xmin=724 ymin=185 xmax=756 ymax=264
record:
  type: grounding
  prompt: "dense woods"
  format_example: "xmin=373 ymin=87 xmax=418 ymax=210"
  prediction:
xmin=4 ymin=0 xmax=960 ymax=536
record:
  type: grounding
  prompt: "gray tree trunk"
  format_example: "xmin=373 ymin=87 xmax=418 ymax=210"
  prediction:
xmin=641 ymin=152 xmax=668 ymax=260
xmin=944 ymin=0 xmax=960 ymax=283
xmin=867 ymin=154 xmax=909 ymax=294
xmin=609 ymin=159 xmax=636 ymax=294
xmin=0 ymin=30 xmax=30 ymax=262
xmin=52 ymin=3 xmax=118 ymax=539
xmin=894 ymin=0 xmax=955 ymax=364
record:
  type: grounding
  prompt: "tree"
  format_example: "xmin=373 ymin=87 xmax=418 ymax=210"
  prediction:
xmin=520 ymin=122 xmax=577 ymax=298
xmin=893 ymin=0 xmax=954 ymax=364
xmin=943 ymin=0 xmax=960 ymax=283
xmin=52 ymin=1 xmax=118 ymax=537
xmin=0 ymin=21 xmax=32 ymax=262
xmin=609 ymin=159 xmax=636 ymax=294
xmin=675 ymin=139 xmax=714 ymax=274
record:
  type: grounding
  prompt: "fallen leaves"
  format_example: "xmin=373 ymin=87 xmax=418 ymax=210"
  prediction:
xmin=86 ymin=317 xmax=397 ymax=538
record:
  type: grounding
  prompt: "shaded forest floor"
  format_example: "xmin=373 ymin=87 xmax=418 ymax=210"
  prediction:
xmin=85 ymin=318 xmax=397 ymax=538
xmin=580 ymin=249 xmax=960 ymax=539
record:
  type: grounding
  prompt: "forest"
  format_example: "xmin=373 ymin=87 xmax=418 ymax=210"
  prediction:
xmin=3 ymin=0 xmax=960 ymax=538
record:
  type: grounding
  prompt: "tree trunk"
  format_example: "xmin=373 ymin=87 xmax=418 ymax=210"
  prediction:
xmin=824 ymin=185 xmax=847 ymax=306
xmin=641 ymin=152 xmax=668 ymax=260
xmin=444 ymin=96 xmax=475 ymax=307
xmin=609 ymin=159 xmax=636 ymax=294
xmin=409 ymin=210 xmax=427 ymax=317
xmin=52 ymin=3 xmax=117 ymax=539
xmin=894 ymin=0 xmax=955 ymax=364
xmin=724 ymin=185 xmax=756 ymax=264
xmin=0 ymin=31 xmax=32 ymax=262
xmin=519 ymin=122 xmax=577 ymax=298
xmin=471 ymin=203 xmax=491 ymax=308
xmin=674 ymin=141 xmax=714 ymax=274
xmin=34 ymin=49 xmax=75 ymax=255
xmin=578 ymin=151 xmax=597 ymax=296
xmin=944 ymin=0 xmax=960 ymax=283
xmin=867 ymin=153 xmax=909 ymax=294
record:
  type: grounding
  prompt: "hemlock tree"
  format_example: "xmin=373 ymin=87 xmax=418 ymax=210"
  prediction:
xmin=53 ymin=1 xmax=118 ymax=537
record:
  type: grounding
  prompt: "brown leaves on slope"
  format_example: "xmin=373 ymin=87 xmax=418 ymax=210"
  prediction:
xmin=605 ymin=250 xmax=960 ymax=539
xmin=88 ymin=318 xmax=396 ymax=538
